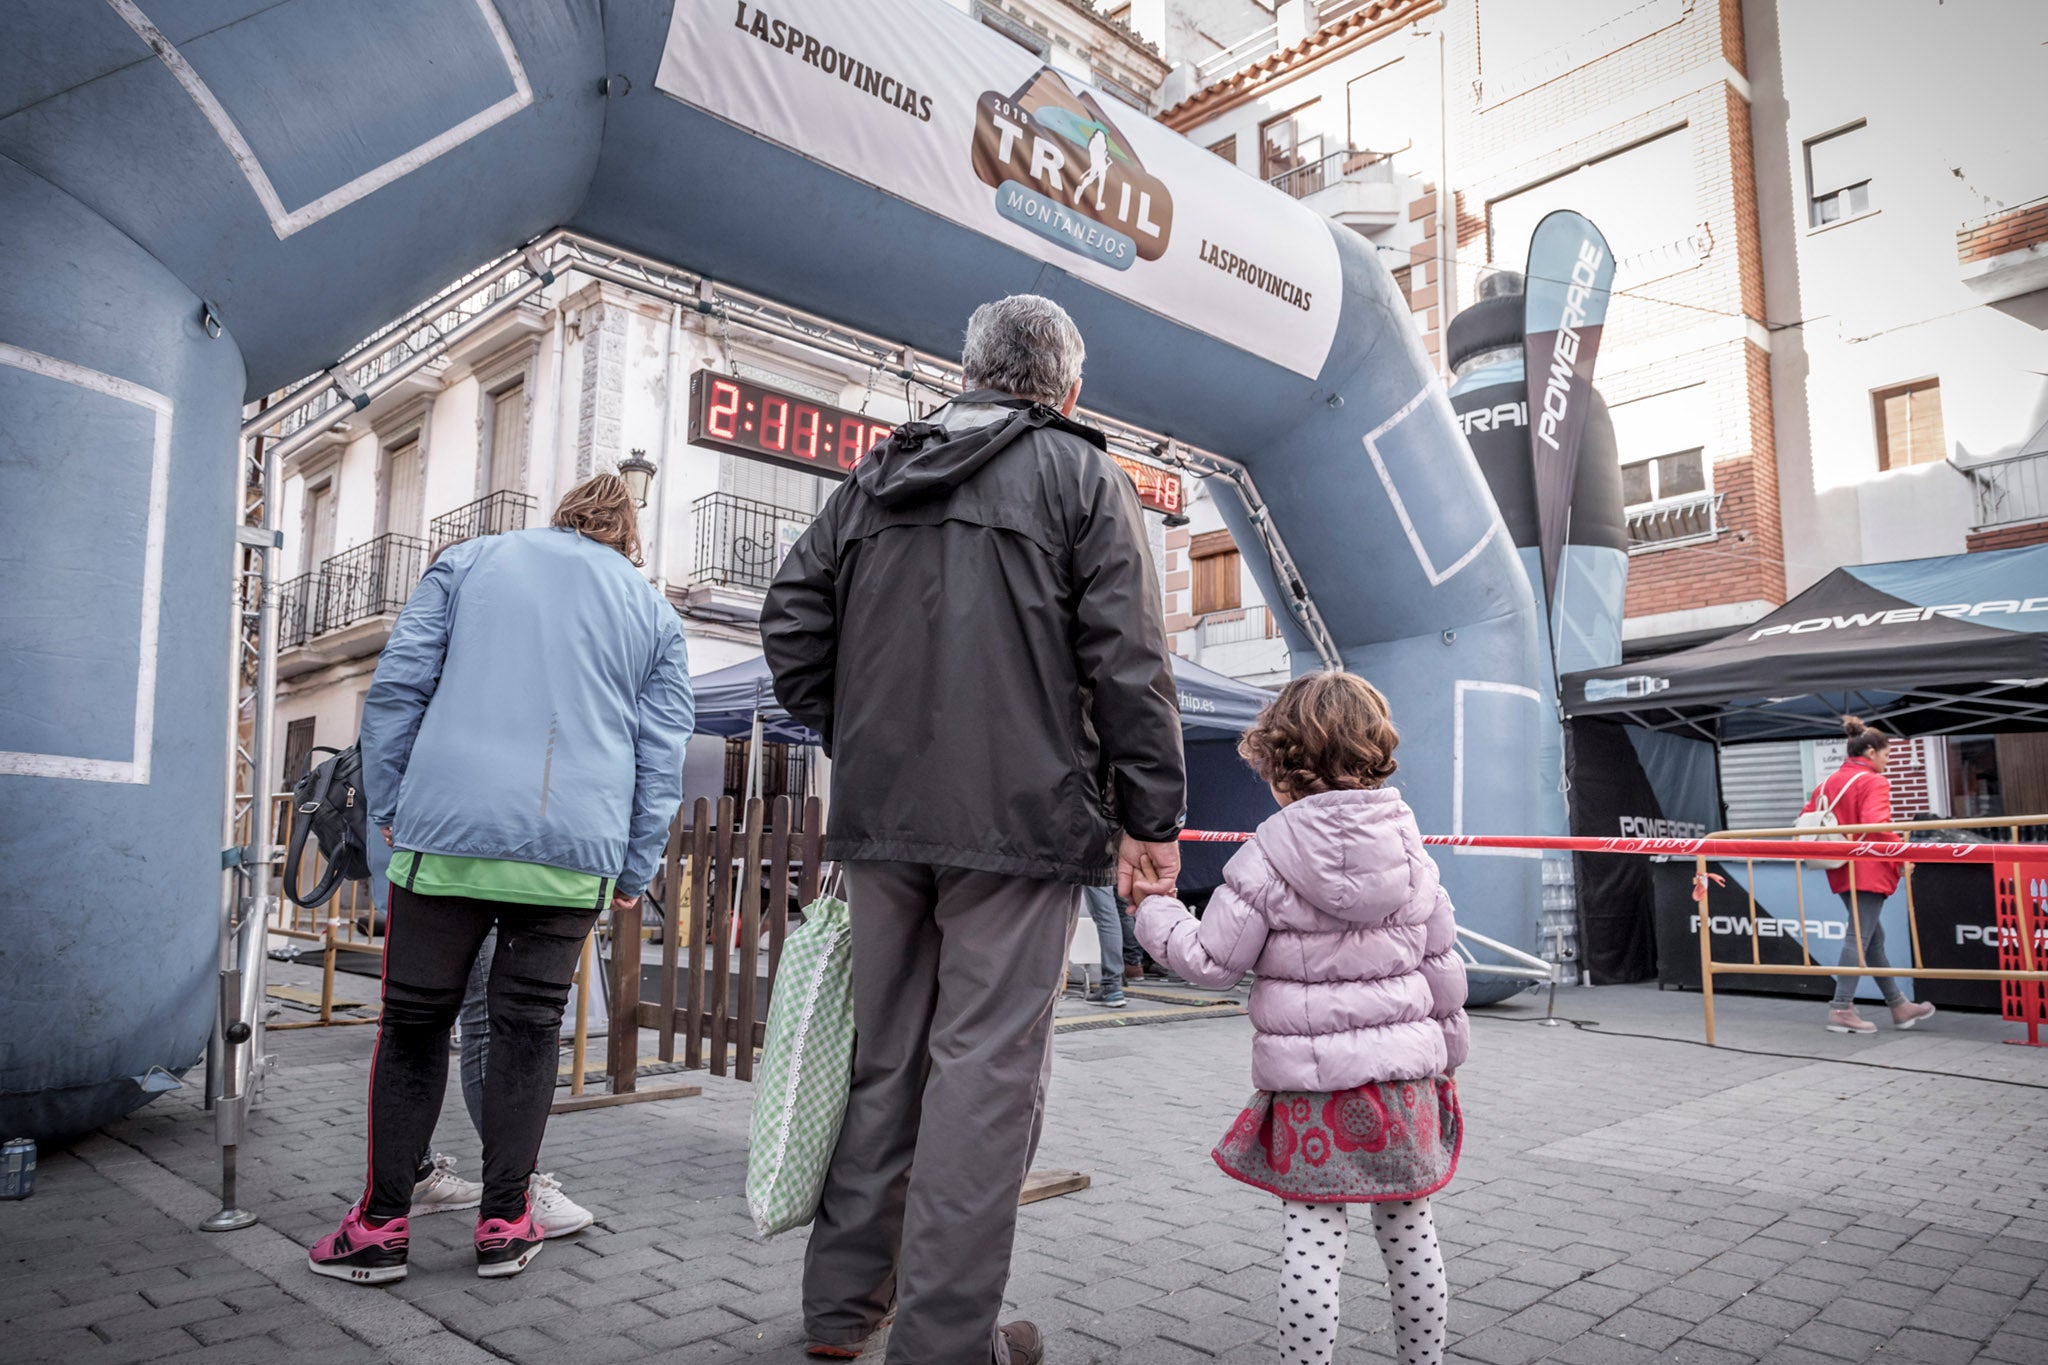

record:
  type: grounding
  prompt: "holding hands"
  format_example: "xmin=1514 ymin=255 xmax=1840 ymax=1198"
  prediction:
xmin=1117 ymin=833 xmax=1180 ymax=901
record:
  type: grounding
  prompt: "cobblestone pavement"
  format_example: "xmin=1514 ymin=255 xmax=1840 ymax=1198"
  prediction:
xmin=4 ymin=978 xmax=2045 ymax=1364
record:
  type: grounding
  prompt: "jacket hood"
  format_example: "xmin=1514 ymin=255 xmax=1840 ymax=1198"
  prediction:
xmin=852 ymin=390 xmax=1103 ymax=508
xmin=1251 ymin=788 xmax=1424 ymax=922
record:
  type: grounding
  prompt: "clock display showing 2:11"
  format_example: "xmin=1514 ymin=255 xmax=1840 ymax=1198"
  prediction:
xmin=688 ymin=369 xmax=895 ymax=478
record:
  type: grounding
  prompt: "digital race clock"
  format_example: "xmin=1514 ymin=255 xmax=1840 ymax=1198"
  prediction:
xmin=688 ymin=369 xmax=896 ymax=476
xmin=687 ymin=367 xmax=1184 ymax=515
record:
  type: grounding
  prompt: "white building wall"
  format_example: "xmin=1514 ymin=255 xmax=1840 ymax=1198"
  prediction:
xmin=1753 ymin=0 xmax=2048 ymax=590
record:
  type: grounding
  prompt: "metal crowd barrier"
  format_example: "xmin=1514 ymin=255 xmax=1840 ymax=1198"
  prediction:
xmin=1697 ymin=814 xmax=2048 ymax=1046
xmin=1183 ymin=826 xmax=2048 ymax=1047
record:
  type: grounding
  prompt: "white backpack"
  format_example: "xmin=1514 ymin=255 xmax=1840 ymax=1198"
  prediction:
xmin=1793 ymin=771 xmax=1866 ymax=869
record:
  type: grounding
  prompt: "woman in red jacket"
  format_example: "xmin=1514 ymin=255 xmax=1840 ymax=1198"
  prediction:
xmin=1800 ymin=717 xmax=1937 ymax=1035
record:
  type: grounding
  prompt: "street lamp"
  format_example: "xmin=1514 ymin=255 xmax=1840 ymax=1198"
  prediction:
xmin=617 ymin=448 xmax=657 ymax=507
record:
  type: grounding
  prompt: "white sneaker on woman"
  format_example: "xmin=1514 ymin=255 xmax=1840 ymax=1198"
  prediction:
xmin=411 ymin=1152 xmax=483 ymax=1212
xmin=528 ymin=1171 xmax=594 ymax=1238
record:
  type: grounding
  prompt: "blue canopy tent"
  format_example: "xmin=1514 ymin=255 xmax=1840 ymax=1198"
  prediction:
xmin=690 ymin=652 xmax=1276 ymax=743
xmin=690 ymin=652 xmax=1279 ymax=890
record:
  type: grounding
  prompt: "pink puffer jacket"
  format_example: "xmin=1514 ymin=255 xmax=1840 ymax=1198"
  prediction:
xmin=1136 ymin=788 xmax=1468 ymax=1092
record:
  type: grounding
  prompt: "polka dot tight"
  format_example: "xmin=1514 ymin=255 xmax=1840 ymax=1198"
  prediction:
xmin=1371 ymin=1197 xmax=1447 ymax=1365
xmin=1278 ymin=1199 xmax=1347 ymax=1363
xmin=1275 ymin=1198 xmax=1447 ymax=1365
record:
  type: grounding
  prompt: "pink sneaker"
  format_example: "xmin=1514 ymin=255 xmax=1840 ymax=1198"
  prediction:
xmin=1891 ymin=1000 xmax=1937 ymax=1029
xmin=475 ymin=1197 xmax=544 ymax=1278
xmin=308 ymin=1205 xmax=409 ymax=1285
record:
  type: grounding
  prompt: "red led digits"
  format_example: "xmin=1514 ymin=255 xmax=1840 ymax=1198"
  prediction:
xmin=793 ymin=406 xmax=820 ymax=461
xmin=707 ymin=379 xmax=741 ymax=440
xmin=760 ymin=396 xmax=789 ymax=451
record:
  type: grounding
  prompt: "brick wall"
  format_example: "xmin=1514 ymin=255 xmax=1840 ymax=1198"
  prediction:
xmin=1957 ymin=203 xmax=2048 ymax=265
xmin=1162 ymin=526 xmax=1191 ymax=655
xmin=1888 ymin=738 xmax=1938 ymax=818
xmin=1964 ymin=520 xmax=2048 ymax=553
xmin=1448 ymin=0 xmax=1783 ymax=631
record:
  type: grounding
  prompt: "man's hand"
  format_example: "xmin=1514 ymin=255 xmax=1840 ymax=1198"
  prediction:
xmin=381 ymin=827 xmax=393 ymax=848
xmin=1117 ymin=833 xmax=1181 ymax=901
xmin=612 ymin=890 xmax=642 ymax=913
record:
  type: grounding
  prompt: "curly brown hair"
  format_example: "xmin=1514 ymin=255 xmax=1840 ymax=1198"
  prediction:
xmin=551 ymin=472 xmax=643 ymax=565
xmin=1237 ymin=671 xmax=1399 ymax=797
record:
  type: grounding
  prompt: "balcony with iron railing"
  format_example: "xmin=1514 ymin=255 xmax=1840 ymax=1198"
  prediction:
xmin=1192 ymin=604 xmax=1290 ymax=683
xmin=1626 ymin=492 xmax=1723 ymax=552
xmin=430 ymin=490 xmax=536 ymax=548
xmin=1967 ymin=449 xmax=2048 ymax=531
xmin=1267 ymin=146 xmax=1404 ymax=229
xmin=694 ymin=493 xmax=815 ymax=593
xmin=313 ymin=533 xmax=429 ymax=636
xmin=277 ymin=573 xmax=317 ymax=651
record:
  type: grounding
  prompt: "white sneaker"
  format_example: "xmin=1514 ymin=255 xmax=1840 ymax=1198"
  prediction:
xmin=528 ymin=1171 xmax=594 ymax=1238
xmin=410 ymin=1152 xmax=483 ymax=1213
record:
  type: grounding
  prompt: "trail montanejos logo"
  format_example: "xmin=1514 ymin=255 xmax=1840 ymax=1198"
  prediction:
xmin=971 ymin=69 xmax=1172 ymax=271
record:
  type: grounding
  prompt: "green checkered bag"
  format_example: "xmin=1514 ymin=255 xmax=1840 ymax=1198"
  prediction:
xmin=746 ymin=894 xmax=855 ymax=1237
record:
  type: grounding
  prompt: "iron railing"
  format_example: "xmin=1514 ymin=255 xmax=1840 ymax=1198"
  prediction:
xmin=1196 ymin=23 xmax=1279 ymax=84
xmin=1966 ymin=450 xmax=2048 ymax=530
xmin=1266 ymin=146 xmax=1397 ymax=201
xmin=277 ymin=573 xmax=316 ymax=650
xmin=1627 ymin=492 xmax=1723 ymax=551
xmin=430 ymin=489 xmax=536 ymax=547
xmin=694 ymin=493 xmax=813 ymax=592
xmin=312 ymin=533 xmax=428 ymax=635
xmin=1195 ymin=604 xmax=1280 ymax=649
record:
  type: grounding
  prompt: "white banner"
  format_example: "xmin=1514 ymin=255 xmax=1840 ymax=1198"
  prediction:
xmin=656 ymin=0 xmax=1343 ymax=379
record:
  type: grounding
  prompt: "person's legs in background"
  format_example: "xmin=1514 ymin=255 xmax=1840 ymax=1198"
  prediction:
xmin=1120 ymin=903 xmax=1145 ymax=984
xmin=1082 ymin=885 xmax=1125 ymax=1008
xmin=1828 ymin=890 xmax=1933 ymax=1032
xmin=455 ymin=925 xmax=595 ymax=1237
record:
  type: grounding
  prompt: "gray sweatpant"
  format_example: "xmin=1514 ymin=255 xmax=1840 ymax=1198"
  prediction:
xmin=802 ymin=862 xmax=1079 ymax=1365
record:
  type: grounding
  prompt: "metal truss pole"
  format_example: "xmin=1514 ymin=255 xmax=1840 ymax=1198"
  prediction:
xmin=205 ymin=419 xmax=279 ymax=1231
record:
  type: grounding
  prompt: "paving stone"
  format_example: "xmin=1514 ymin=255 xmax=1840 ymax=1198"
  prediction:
xmin=1451 ymin=1324 xmax=1552 ymax=1364
xmin=1593 ymin=1307 xmax=1691 ymax=1351
xmin=12 ymin=981 xmax=2048 ymax=1365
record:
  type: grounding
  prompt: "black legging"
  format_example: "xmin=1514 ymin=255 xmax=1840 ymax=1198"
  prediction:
xmin=365 ymin=885 xmax=598 ymax=1221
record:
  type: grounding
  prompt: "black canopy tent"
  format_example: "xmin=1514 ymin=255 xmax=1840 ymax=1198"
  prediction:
xmin=1563 ymin=544 xmax=2048 ymax=741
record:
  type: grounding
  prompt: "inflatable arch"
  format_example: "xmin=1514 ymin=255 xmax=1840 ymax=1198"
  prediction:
xmin=0 ymin=0 xmax=1546 ymax=1139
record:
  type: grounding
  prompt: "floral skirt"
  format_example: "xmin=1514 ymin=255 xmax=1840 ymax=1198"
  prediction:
xmin=1212 ymin=1077 xmax=1461 ymax=1203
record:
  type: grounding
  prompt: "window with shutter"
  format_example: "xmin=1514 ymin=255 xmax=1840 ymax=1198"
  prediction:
xmin=381 ymin=438 xmax=423 ymax=537
xmin=1873 ymin=379 xmax=1945 ymax=470
xmin=1190 ymin=530 xmax=1241 ymax=615
xmin=483 ymin=381 xmax=526 ymax=494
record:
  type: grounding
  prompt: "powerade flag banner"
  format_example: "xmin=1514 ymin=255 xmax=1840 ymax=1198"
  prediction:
xmin=1523 ymin=211 xmax=1616 ymax=604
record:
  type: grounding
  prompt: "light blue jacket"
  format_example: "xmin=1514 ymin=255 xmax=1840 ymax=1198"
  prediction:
xmin=360 ymin=527 xmax=694 ymax=898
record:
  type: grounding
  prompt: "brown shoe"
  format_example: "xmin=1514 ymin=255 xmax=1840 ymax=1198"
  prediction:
xmin=1123 ymin=964 xmax=1142 ymax=982
xmin=999 ymin=1320 xmax=1044 ymax=1364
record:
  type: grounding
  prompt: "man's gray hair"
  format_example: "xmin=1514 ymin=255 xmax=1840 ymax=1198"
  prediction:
xmin=961 ymin=295 xmax=1085 ymax=407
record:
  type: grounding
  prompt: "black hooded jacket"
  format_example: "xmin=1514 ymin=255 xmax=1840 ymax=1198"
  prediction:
xmin=761 ymin=390 xmax=1185 ymax=885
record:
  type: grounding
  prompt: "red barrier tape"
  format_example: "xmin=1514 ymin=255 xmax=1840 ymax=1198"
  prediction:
xmin=1180 ymin=829 xmax=2038 ymax=866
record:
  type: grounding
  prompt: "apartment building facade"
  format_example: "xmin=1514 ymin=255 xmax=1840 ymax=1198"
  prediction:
xmin=1745 ymin=0 xmax=2048 ymax=586
xmin=268 ymin=270 xmax=917 ymax=810
xmin=1149 ymin=0 xmax=2044 ymax=817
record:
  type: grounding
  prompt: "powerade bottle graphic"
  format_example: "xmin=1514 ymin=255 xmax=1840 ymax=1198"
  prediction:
xmin=1583 ymin=675 xmax=1671 ymax=703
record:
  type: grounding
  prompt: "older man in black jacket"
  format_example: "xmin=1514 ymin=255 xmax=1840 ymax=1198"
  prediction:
xmin=763 ymin=294 xmax=1184 ymax=1365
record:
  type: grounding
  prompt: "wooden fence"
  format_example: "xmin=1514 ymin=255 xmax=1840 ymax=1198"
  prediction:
xmin=603 ymin=795 xmax=826 ymax=1096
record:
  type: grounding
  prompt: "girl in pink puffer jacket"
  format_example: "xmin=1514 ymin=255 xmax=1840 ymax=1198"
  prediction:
xmin=1137 ymin=672 xmax=1467 ymax=1365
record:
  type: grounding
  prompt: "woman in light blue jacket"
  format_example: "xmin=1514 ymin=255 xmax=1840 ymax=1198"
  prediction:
xmin=310 ymin=474 xmax=693 ymax=1286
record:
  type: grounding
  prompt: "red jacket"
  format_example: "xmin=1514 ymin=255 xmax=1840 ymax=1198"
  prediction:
xmin=1799 ymin=756 xmax=1901 ymax=896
